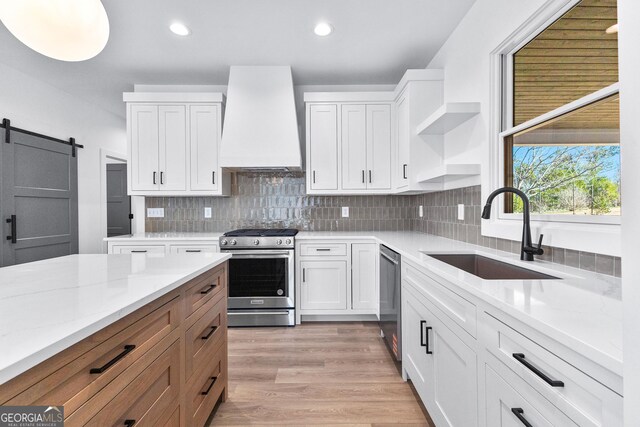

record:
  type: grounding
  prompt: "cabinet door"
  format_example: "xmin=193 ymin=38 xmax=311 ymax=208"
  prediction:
xmin=129 ymin=105 xmax=159 ymax=191
xmin=396 ymin=93 xmax=410 ymax=189
xmin=402 ymin=285 xmax=434 ymax=402
xmin=300 ymin=260 xmax=347 ymax=310
xmin=308 ymin=105 xmax=339 ymax=190
xmin=189 ymin=105 xmax=220 ymax=191
xmin=158 ymin=105 xmax=187 ymax=191
xmin=366 ymin=104 xmax=392 ymax=190
xmin=351 ymin=243 xmax=378 ymax=311
xmin=341 ymin=105 xmax=367 ymax=190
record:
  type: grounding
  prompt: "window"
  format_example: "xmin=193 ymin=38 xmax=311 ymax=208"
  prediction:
xmin=502 ymin=0 xmax=619 ymax=220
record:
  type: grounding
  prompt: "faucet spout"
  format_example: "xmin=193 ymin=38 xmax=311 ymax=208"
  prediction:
xmin=481 ymin=187 xmax=544 ymax=261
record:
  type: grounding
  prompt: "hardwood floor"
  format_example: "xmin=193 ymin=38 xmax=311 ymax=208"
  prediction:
xmin=207 ymin=322 xmax=434 ymax=426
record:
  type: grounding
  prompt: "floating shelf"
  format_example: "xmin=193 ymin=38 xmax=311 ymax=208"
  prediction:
xmin=416 ymin=163 xmax=481 ymax=184
xmin=416 ymin=102 xmax=481 ymax=135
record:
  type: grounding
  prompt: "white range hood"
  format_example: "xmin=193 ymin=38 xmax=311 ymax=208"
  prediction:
xmin=220 ymin=66 xmax=302 ymax=170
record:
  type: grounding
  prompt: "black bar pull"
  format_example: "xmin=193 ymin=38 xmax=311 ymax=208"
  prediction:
xmin=312 ymin=170 xmax=316 ymax=183
xmin=420 ymin=320 xmax=427 ymax=347
xmin=403 ymin=164 xmax=408 ymax=179
xmin=200 ymin=283 xmax=218 ymax=294
xmin=212 ymin=171 xmax=216 ymax=184
xmin=511 ymin=408 xmax=533 ymax=427
xmin=201 ymin=325 xmax=218 ymax=340
xmin=302 ymin=268 xmax=306 ymax=282
xmin=131 ymin=250 xmax=147 ymax=253
xmin=425 ymin=326 xmax=433 ymax=354
xmin=362 ymin=170 xmax=365 ymax=183
xmin=160 ymin=171 xmax=164 ymax=184
xmin=3 ymin=118 xmax=10 ymax=144
xmin=201 ymin=376 xmax=218 ymax=395
xmin=513 ymin=353 xmax=564 ymax=387
xmin=6 ymin=215 xmax=16 ymax=244
xmin=124 ymin=420 xmax=136 ymax=427
xmin=315 ymin=248 xmax=331 ymax=252
xmin=153 ymin=171 xmax=157 ymax=184
xmin=186 ymin=249 xmax=202 ymax=253
xmin=90 ymin=345 xmax=136 ymax=374
xmin=368 ymin=170 xmax=372 ymax=183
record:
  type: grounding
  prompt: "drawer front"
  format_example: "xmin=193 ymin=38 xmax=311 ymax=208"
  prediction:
xmin=299 ymin=242 xmax=348 ymax=257
xmin=3 ymin=296 xmax=181 ymax=415
xmin=85 ymin=340 xmax=181 ymax=426
xmin=185 ymin=295 xmax=227 ymax=382
xmin=184 ymin=264 xmax=227 ymax=320
xmin=111 ymin=245 xmax=166 ymax=254
xmin=186 ymin=343 xmax=227 ymax=427
xmin=404 ymin=262 xmax=477 ymax=338
xmin=485 ymin=313 xmax=622 ymax=427
xmin=169 ymin=244 xmax=219 ymax=254
xmin=486 ymin=359 xmax=577 ymax=427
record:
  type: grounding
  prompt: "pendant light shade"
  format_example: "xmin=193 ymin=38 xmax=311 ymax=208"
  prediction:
xmin=0 ymin=0 xmax=109 ymax=62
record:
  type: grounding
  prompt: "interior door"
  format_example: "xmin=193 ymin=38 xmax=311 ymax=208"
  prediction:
xmin=189 ymin=104 xmax=219 ymax=191
xmin=308 ymin=104 xmax=338 ymax=190
xmin=129 ymin=104 xmax=159 ymax=191
xmin=106 ymin=163 xmax=131 ymax=237
xmin=1 ymin=128 xmax=78 ymax=266
xmin=158 ymin=105 xmax=187 ymax=191
xmin=341 ymin=104 xmax=367 ymax=190
xmin=367 ymin=104 xmax=392 ymax=190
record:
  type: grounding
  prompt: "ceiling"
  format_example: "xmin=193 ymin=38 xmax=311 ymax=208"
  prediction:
xmin=0 ymin=0 xmax=476 ymax=118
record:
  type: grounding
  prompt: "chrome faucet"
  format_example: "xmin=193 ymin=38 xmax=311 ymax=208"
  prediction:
xmin=481 ymin=187 xmax=544 ymax=261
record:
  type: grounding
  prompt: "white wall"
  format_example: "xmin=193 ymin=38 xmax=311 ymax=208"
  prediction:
xmin=0 ymin=62 xmax=127 ymax=254
xmin=619 ymin=0 xmax=640 ymax=424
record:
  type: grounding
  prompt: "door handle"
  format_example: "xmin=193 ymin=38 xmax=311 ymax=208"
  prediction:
xmin=302 ymin=268 xmax=306 ymax=282
xmin=160 ymin=171 xmax=164 ymax=184
xmin=312 ymin=170 xmax=316 ymax=184
xmin=212 ymin=171 xmax=216 ymax=184
xmin=362 ymin=170 xmax=365 ymax=183
xmin=6 ymin=215 xmax=16 ymax=244
xmin=369 ymin=170 xmax=372 ymax=183
xmin=420 ymin=320 xmax=427 ymax=347
xmin=403 ymin=164 xmax=408 ymax=179
xmin=425 ymin=326 xmax=433 ymax=354
xmin=512 ymin=353 xmax=564 ymax=387
xmin=153 ymin=171 xmax=157 ymax=184
xmin=90 ymin=345 xmax=136 ymax=374
xmin=511 ymin=408 xmax=533 ymax=427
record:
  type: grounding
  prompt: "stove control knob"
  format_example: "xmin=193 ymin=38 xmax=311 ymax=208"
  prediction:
xmin=285 ymin=238 xmax=292 ymax=245
xmin=253 ymin=239 xmax=260 ymax=245
xmin=230 ymin=239 xmax=237 ymax=246
xmin=221 ymin=239 xmax=228 ymax=246
xmin=276 ymin=239 xmax=283 ymax=245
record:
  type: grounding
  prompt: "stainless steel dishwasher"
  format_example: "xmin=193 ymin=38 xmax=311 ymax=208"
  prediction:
xmin=379 ymin=245 xmax=401 ymax=361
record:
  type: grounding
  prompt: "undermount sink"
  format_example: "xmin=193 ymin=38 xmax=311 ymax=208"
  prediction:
xmin=424 ymin=253 xmax=560 ymax=280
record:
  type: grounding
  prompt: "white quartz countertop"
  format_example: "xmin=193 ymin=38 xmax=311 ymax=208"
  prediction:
xmin=0 ymin=253 xmax=230 ymax=385
xmin=105 ymin=232 xmax=224 ymax=241
xmin=297 ymin=231 xmax=623 ymax=376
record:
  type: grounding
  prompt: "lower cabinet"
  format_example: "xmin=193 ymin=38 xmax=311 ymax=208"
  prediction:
xmin=107 ymin=239 xmax=221 ymax=254
xmin=351 ymin=243 xmax=378 ymax=311
xmin=402 ymin=283 xmax=478 ymax=427
xmin=300 ymin=260 xmax=348 ymax=310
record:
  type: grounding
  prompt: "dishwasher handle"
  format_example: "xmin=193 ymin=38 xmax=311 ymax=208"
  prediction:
xmin=380 ymin=251 xmax=399 ymax=265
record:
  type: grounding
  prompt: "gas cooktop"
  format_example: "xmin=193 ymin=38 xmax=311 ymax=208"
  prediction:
xmin=223 ymin=228 xmax=299 ymax=237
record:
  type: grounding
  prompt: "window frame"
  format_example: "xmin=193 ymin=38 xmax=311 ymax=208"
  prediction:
xmin=496 ymin=0 xmax=620 ymax=226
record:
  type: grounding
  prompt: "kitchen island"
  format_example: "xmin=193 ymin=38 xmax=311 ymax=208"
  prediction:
xmin=0 ymin=252 xmax=230 ymax=426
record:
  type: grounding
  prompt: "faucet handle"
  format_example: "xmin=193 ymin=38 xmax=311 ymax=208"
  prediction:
xmin=536 ymin=234 xmax=544 ymax=254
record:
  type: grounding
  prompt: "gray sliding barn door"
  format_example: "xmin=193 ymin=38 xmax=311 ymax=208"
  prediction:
xmin=1 ymin=128 xmax=78 ymax=266
xmin=106 ymin=163 xmax=131 ymax=237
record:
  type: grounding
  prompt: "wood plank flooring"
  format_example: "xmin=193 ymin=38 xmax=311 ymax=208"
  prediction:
xmin=207 ymin=322 xmax=434 ymax=427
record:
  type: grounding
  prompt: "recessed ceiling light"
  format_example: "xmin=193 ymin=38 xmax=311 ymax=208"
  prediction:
xmin=314 ymin=22 xmax=333 ymax=37
xmin=605 ymin=23 xmax=618 ymax=34
xmin=170 ymin=22 xmax=190 ymax=36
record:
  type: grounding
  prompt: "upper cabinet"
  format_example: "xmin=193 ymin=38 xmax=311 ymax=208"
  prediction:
xmin=124 ymin=92 xmax=230 ymax=196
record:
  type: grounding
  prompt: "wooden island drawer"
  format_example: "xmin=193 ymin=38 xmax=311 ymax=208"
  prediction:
xmin=186 ymin=343 xmax=227 ymax=427
xmin=82 ymin=339 xmax=180 ymax=427
xmin=185 ymin=296 xmax=227 ymax=382
xmin=1 ymin=294 xmax=181 ymax=416
xmin=184 ymin=264 xmax=227 ymax=320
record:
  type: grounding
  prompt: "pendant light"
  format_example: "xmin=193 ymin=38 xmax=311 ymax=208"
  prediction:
xmin=0 ymin=0 xmax=109 ymax=62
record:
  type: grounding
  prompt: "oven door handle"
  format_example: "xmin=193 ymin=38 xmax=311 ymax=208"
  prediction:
xmin=225 ymin=251 xmax=292 ymax=258
xmin=228 ymin=310 xmax=292 ymax=315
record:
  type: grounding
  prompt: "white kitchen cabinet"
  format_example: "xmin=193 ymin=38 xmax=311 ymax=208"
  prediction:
xmin=110 ymin=244 xmax=166 ymax=254
xmin=341 ymin=105 xmax=367 ymax=190
xmin=124 ymin=92 xmax=229 ymax=196
xmin=402 ymin=283 xmax=478 ymax=427
xmin=351 ymin=243 xmax=378 ymax=310
xmin=169 ymin=244 xmax=219 ymax=254
xmin=300 ymin=260 xmax=347 ymax=310
xmin=106 ymin=237 xmax=221 ymax=254
xmin=366 ymin=104 xmax=392 ymax=190
xmin=396 ymin=93 xmax=410 ymax=190
xmin=308 ymin=104 xmax=339 ymax=191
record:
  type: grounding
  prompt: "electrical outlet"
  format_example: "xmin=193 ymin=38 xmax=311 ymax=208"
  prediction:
xmin=419 ymin=205 xmax=424 ymax=218
xmin=341 ymin=207 xmax=349 ymax=218
xmin=147 ymin=208 xmax=164 ymax=218
xmin=457 ymin=204 xmax=465 ymax=221
xmin=204 ymin=207 xmax=212 ymax=218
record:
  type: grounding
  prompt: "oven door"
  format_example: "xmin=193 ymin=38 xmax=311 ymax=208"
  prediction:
xmin=225 ymin=250 xmax=295 ymax=310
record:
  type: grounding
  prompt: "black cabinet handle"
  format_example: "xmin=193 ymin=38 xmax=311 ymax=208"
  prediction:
xmin=124 ymin=420 xmax=136 ymax=427
xmin=362 ymin=170 xmax=365 ymax=183
xmin=153 ymin=171 xmax=156 ymax=184
xmin=420 ymin=320 xmax=427 ymax=347
xmin=425 ymin=326 xmax=433 ymax=354
xmin=201 ymin=325 xmax=218 ymax=340
xmin=511 ymin=408 xmax=533 ymax=427
xmin=131 ymin=250 xmax=147 ymax=253
xmin=201 ymin=376 xmax=218 ymax=395
xmin=316 ymin=248 xmax=331 ymax=252
xmin=90 ymin=345 xmax=136 ymax=374
xmin=403 ymin=164 xmax=408 ymax=179
xmin=160 ymin=171 xmax=164 ymax=184
xmin=186 ymin=249 xmax=202 ymax=253
xmin=312 ymin=170 xmax=316 ymax=184
xmin=200 ymin=283 xmax=218 ymax=294
xmin=369 ymin=170 xmax=372 ymax=183
xmin=6 ymin=214 xmax=16 ymax=244
xmin=302 ymin=268 xmax=306 ymax=282
xmin=513 ymin=353 xmax=564 ymax=387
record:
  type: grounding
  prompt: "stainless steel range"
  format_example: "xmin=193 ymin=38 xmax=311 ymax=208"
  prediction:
xmin=220 ymin=228 xmax=298 ymax=327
